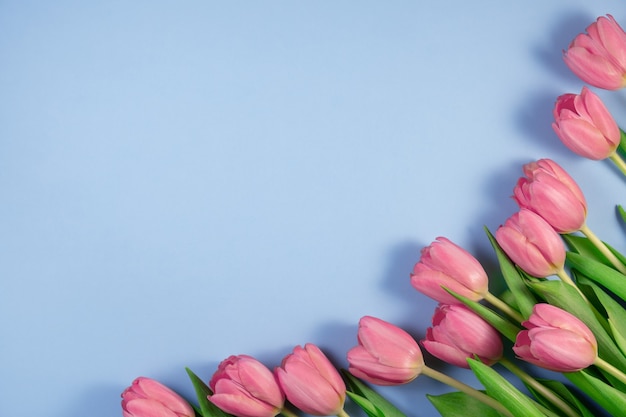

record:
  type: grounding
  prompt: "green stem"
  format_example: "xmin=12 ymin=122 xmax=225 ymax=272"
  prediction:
xmin=483 ymin=291 xmax=524 ymax=323
xmin=595 ymin=357 xmax=626 ymax=386
xmin=556 ymin=268 xmax=588 ymax=302
xmin=500 ymin=358 xmax=580 ymax=417
xmin=579 ymin=223 xmax=626 ymax=275
xmin=421 ymin=366 xmax=514 ymax=417
xmin=609 ymin=152 xmax=626 ymax=177
xmin=336 ymin=409 xmax=350 ymax=417
xmin=280 ymin=408 xmax=299 ymax=417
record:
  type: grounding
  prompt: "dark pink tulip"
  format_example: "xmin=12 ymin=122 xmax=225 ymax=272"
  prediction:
xmin=495 ymin=209 xmax=566 ymax=277
xmin=422 ymin=304 xmax=503 ymax=368
xmin=347 ymin=316 xmax=424 ymax=385
xmin=513 ymin=304 xmax=597 ymax=372
xmin=275 ymin=344 xmax=346 ymax=416
xmin=121 ymin=377 xmax=194 ymax=417
xmin=513 ymin=159 xmax=587 ymax=233
xmin=410 ymin=237 xmax=489 ymax=305
xmin=209 ymin=355 xmax=284 ymax=417
xmin=553 ymin=87 xmax=620 ymax=160
xmin=564 ymin=14 xmax=626 ymax=90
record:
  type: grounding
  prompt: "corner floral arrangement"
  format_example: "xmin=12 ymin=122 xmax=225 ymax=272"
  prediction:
xmin=121 ymin=14 xmax=626 ymax=417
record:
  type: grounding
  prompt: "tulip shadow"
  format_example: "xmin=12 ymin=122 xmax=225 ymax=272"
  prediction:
xmin=532 ymin=11 xmax=597 ymax=81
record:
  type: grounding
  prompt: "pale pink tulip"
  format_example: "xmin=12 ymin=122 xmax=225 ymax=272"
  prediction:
xmin=564 ymin=14 xmax=626 ymax=90
xmin=513 ymin=304 xmax=597 ymax=372
xmin=410 ymin=237 xmax=489 ymax=305
xmin=275 ymin=344 xmax=346 ymax=416
xmin=513 ymin=159 xmax=587 ymax=233
xmin=121 ymin=377 xmax=194 ymax=417
xmin=347 ymin=316 xmax=424 ymax=385
xmin=209 ymin=355 xmax=284 ymax=417
xmin=495 ymin=209 xmax=566 ymax=277
xmin=553 ymin=87 xmax=621 ymax=160
xmin=422 ymin=304 xmax=503 ymax=368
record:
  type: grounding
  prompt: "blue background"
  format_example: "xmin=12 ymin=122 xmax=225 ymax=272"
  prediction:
xmin=2 ymin=1 xmax=625 ymax=416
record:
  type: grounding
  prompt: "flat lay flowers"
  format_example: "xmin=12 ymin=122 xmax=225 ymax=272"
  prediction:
xmin=122 ymin=13 xmax=626 ymax=417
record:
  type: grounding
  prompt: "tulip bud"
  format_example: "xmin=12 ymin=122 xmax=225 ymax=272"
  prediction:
xmin=347 ymin=316 xmax=424 ymax=385
xmin=513 ymin=303 xmax=597 ymax=372
xmin=495 ymin=209 xmax=566 ymax=278
xmin=121 ymin=377 xmax=194 ymax=417
xmin=275 ymin=344 xmax=346 ymax=416
xmin=563 ymin=14 xmax=626 ymax=90
xmin=422 ymin=304 xmax=503 ymax=368
xmin=513 ymin=159 xmax=587 ymax=233
xmin=410 ymin=237 xmax=489 ymax=305
xmin=552 ymin=87 xmax=621 ymax=160
xmin=209 ymin=355 xmax=285 ymax=417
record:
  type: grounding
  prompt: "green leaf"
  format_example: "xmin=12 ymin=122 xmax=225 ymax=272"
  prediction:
xmin=346 ymin=392 xmax=385 ymax=417
xmin=566 ymin=252 xmax=626 ymax=302
xmin=618 ymin=204 xmax=626 ymax=226
xmin=485 ymin=227 xmax=537 ymax=318
xmin=562 ymin=234 xmax=612 ymax=266
xmin=524 ymin=378 xmax=594 ymax=417
xmin=427 ymin=391 xmax=503 ymax=417
xmin=468 ymin=358 xmax=545 ymax=417
xmin=342 ymin=371 xmax=407 ymax=417
xmin=186 ymin=368 xmax=233 ymax=417
xmin=446 ymin=288 xmax=521 ymax=343
xmin=565 ymin=369 xmax=626 ymax=417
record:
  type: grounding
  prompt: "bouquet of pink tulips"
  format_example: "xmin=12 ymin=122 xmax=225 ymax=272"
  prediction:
xmin=121 ymin=14 xmax=626 ymax=417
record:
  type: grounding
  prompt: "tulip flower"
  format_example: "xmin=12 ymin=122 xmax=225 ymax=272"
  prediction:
xmin=347 ymin=316 xmax=424 ymax=385
xmin=563 ymin=14 xmax=626 ymax=90
xmin=209 ymin=355 xmax=285 ymax=417
xmin=121 ymin=377 xmax=194 ymax=417
xmin=495 ymin=209 xmax=566 ymax=278
xmin=410 ymin=237 xmax=488 ymax=305
xmin=513 ymin=159 xmax=587 ymax=234
xmin=422 ymin=304 xmax=503 ymax=368
xmin=552 ymin=87 xmax=621 ymax=160
xmin=513 ymin=304 xmax=597 ymax=372
xmin=275 ymin=344 xmax=346 ymax=416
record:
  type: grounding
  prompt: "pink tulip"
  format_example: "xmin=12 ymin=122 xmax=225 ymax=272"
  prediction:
xmin=422 ymin=304 xmax=503 ymax=368
xmin=121 ymin=377 xmax=194 ymax=417
xmin=209 ymin=355 xmax=285 ymax=417
xmin=410 ymin=237 xmax=489 ymax=305
xmin=552 ymin=87 xmax=621 ymax=160
xmin=513 ymin=303 xmax=597 ymax=372
xmin=563 ymin=14 xmax=626 ymax=90
xmin=513 ymin=159 xmax=587 ymax=233
xmin=495 ymin=209 xmax=566 ymax=277
xmin=347 ymin=316 xmax=424 ymax=385
xmin=275 ymin=344 xmax=346 ymax=416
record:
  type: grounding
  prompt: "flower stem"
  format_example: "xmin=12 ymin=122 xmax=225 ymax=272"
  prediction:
xmin=556 ymin=268 xmax=588 ymax=302
xmin=579 ymin=223 xmax=626 ymax=275
xmin=484 ymin=291 xmax=524 ymax=323
xmin=500 ymin=358 xmax=580 ymax=417
xmin=280 ymin=408 xmax=299 ymax=417
xmin=421 ymin=365 xmax=514 ymax=417
xmin=609 ymin=152 xmax=626 ymax=177
xmin=595 ymin=357 xmax=626 ymax=386
xmin=336 ymin=409 xmax=350 ymax=417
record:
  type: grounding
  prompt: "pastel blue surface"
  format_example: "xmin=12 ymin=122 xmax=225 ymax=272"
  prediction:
xmin=1 ymin=2 xmax=625 ymax=416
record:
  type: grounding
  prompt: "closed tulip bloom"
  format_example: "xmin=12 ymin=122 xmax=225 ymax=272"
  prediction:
xmin=275 ymin=344 xmax=346 ymax=416
xmin=410 ymin=237 xmax=488 ymax=305
xmin=513 ymin=303 xmax=597 ymax=372
xmin=209 ymin=355 xmax=284 ymax=417
xmin=513 ymin=159 xmax=587 ymax=233
xmin=347 ymin=316 xmax=424 ymax=385
xmin=422 ymin=304 xmax=503 ymax=368
xmin=552 ymin=87 xmax=621 ymax=160
xmin=495 ymin=209 xmax=566 ymax=277
xmin=121 ymin=377 xmax=194 ymax=417
xmin=564 ymin=14 xmax=626 ymax=90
